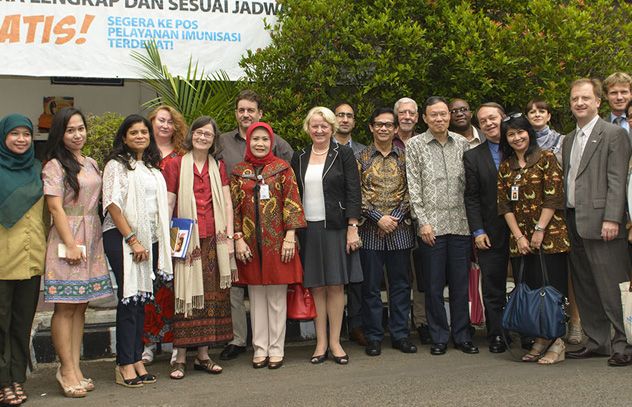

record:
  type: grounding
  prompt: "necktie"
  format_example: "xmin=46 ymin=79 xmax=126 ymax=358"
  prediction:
xmin=614 ymin=116 xmax=625 ymax=127
xmin=567 ymin=129 xmax=585 ymax=207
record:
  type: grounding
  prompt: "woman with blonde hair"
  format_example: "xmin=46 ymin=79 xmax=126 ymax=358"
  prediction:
xmin=291 ymin=107 xmax=363 ymax=365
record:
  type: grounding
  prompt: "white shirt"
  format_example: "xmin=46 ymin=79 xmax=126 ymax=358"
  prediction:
xmin=303 ymin=163 xmax=326 ymax=221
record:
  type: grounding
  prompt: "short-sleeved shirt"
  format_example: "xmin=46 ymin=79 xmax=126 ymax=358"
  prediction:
xmin=162 ymin=156 xmax=229 ymax=238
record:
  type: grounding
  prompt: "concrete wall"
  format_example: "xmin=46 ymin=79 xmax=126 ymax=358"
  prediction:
xmin=0 ymin=76 xmax=155 ymax=127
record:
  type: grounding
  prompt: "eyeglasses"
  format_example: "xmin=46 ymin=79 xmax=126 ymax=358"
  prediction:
xmin=372 ymin=121 xmax=395 ymax=129
xmin=193 ymin=130 xmax=215 ymax=138
xmin=449 ymin=107 xmax=469 ymax=115
xmin=502 ymin=112 xmax=523 ymax=122
xmin=335 ymin=112 xmax=355 ymax=119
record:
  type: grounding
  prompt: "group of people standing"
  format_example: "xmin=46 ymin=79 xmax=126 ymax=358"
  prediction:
xmin=1 ymin=72 xmax=632 ymax=402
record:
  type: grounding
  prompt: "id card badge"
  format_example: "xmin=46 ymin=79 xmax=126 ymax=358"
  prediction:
xmin=259 ymin=184 xmax=270 ymax=200
xmin=510 ymin=185 xmax=519 ymax=201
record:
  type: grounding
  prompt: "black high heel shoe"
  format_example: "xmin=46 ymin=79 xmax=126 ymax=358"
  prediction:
xmin=331 ymin=354 xmax=349 ymax=365
xmin=310 ymin=350 xmax=328 ymax=364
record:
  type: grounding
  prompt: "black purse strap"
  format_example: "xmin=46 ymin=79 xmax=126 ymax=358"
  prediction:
xmin=537 ymin=249 xmax=551 ymax=287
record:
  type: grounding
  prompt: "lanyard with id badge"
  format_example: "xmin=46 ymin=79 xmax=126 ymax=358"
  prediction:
xmin=257 ymin=174 xmax=270 ymax=200
xmin=510 ymin=168 xmax=526 ymax=202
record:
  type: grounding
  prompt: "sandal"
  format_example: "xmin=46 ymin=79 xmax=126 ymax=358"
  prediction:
xmin=566 ymin=321 xmax=583 ymax=345
xmin=11 ymin=383 xmax=27 ymax=402
xmin=193 ymin=358 xmax=222 ymax=374
xmin=170 ymin=362 xmax=186 ymax=380
xmin=538 ymin=338 xmax=566 ymax=365
xmin=0 ymin=386 xmax=22 ymax=406
xmin=79 ymin=378 xmax=95 ymax=392
xmin=521 ymin=339 xmax=550 ymax=362
xmin=57 ymin=368 xmax=87 ymax=397
xmin=142 ymin=346 xmax=155 ymax=365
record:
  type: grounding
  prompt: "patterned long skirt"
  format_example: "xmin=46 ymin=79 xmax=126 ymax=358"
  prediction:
xmin=172 ymin=236 xmax=233 ymax=347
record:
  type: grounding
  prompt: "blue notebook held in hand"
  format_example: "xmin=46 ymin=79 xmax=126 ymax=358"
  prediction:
xmin=170 ymin=218 xmax=195 ymax=258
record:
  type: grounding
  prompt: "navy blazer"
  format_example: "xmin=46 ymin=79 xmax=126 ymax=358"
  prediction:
xmin=463 ymin=141 xmax=509 ymax=249
xmin=291 ymin=142 xmax=361 ymax=230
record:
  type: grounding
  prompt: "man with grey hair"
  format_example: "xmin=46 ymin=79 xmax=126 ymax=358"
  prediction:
xmin=392 ymin=97 xmax=430 ymax=345
xmin=393 ymin=97 xmax=419 ymax=148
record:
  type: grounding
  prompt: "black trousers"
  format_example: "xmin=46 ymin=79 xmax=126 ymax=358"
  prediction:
xmin=104 ymin=229 xmax=158 ymax=365
xmin=477 ymin=246 xmax=509 ymax=339
xmin=0 ymin=276 xmax=41 ymax=386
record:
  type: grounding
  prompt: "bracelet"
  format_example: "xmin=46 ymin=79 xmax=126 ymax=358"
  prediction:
xmin=348 ymin=223 xmax=358 ymax=228
xmin=127 ymin=236 xmax=139 ymax=246
xmin=515 ymin=235 xmax=526 ymax=241
xmin=283 ymin=238 xmax=295 ymax=244
xmin=534 ymin=224 xmax=545 ymax=232
xmin=232 ymin=232 xmax=244 ymax=240
xmin=124 ymin=231 xmax=136 ymax=243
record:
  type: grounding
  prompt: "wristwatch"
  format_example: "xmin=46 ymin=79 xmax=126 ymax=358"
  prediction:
xmin=534 ymin=225 xmax=545 ymax=232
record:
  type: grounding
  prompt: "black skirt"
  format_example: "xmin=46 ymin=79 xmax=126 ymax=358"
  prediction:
xmin=299 ymin=221 xmax=363 ymax=288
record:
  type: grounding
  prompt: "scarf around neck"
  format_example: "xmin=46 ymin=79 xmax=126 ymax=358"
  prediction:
xmin=121 ymin=160 xmax=173 ymax=303
xmin=535 ymin=126 xmax=561 ymax=152
xmin=0 ymin=114 xmax=42 ymax=229
xmin=174 ymin=152 xmax=233 ymax=317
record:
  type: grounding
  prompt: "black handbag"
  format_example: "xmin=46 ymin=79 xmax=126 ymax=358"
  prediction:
xmin=502 ymin=252 xmax=567 ymax=340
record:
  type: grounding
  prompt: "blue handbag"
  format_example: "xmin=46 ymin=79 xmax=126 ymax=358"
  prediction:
xmin=502 ymin=252 xmax=567 ymax=340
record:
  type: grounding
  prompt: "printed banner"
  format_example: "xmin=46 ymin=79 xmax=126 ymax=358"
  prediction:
xmin=0 ymin=0 xmax=280 ymax=79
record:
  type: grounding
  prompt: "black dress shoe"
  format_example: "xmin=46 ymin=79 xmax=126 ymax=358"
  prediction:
xmin=417 ymin=324 xmax=432 ymax=345
xmin=220 ymin=344 xmax=246 ymax=360
xmin=566 ymin=347 xmax=608 ymax=359
xmin=488 ymin=336 xmax=506 ymax=353
xmin=455 ymin=341 xmax=479 ymax=354
xmin=392 ymin=338 xmax=417 ymax=353
xmin=365 ymin=341 xmax=382 ymax=357
xmin=608 ymin=353 xmax=632 ymax=367
xmin=430 ymin=343 xmax=447 ymax=355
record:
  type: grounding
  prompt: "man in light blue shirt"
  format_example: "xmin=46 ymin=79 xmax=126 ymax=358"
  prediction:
xmin=603 ymin=72 xmax=631 ymax=138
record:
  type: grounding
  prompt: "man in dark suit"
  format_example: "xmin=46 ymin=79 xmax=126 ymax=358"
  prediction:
xmin=563 ymin=78 xmax=632 ymax=366
xmin=463 ymin=102 xmax=510 ymax=353
xmin=333 ymin=102 xmax=367 ymax=346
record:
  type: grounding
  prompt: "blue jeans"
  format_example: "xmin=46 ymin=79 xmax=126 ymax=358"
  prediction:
xmin=419 ymin=234 xmax=471 ymax=344
xmin=360 ymin=249 xmax=411 ymax=342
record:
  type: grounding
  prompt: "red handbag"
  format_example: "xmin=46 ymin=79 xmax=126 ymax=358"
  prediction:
xmin=287 ymin=284 xmax=317 ymax=320
xmin=468 ymin=262 xmax=486 ymax=326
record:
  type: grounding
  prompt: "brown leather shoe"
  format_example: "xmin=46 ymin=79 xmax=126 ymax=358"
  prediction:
xmin=566 ymin=347 xmax=608 ymax=359
xmin=608 ymin=353 xmax=632 ymax=367
xmin=349 ymin=327 xmax=368 ymax=346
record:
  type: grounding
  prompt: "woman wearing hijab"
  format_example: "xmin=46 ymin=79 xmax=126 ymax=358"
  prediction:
xmin=102 ymin=114 xmax=173 ymax=387
xmin=231 ymin=122 xmax=306 ymax=369
xmin=0 ymin=114 xmax=46 ymax=405
xmin=162 ymin=116 xmax=234 ymax=379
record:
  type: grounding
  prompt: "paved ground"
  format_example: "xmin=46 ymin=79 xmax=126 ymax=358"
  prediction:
xmin=24 ymin=336 xmax=632 ymax=407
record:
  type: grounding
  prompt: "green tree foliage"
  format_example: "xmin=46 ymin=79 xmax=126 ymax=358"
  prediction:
xmin=84 ymin=112 xmax=123 ymax=169
xmin=131 ymin=41 xmax=243 ymax=131
xmin=241 ymin=0 xmax=632 ymax=146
